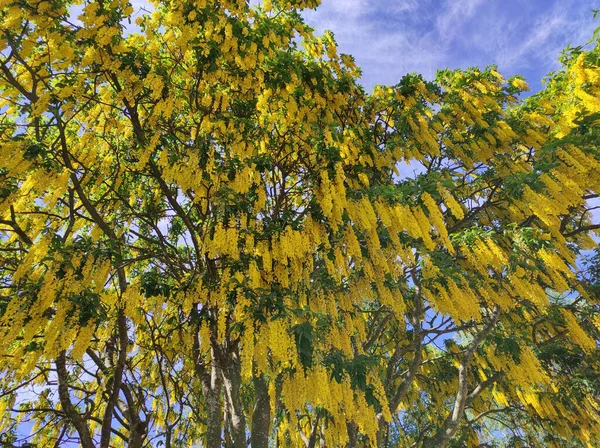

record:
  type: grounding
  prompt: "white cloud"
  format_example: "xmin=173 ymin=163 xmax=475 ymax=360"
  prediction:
xmin=303 ymin=0 xmax=447 ymax=86
xmin=465 ymin=0 xmax=598 ymax=74
xmin=389 ymin=0 xmax=421 ymax=13
xmin=302 ymin=0 xmax=599 ymax=90
xmin=435 ymin=0 xmax=485 ymax=38
xmin=325 ymin=0 xmax=368 ymax=16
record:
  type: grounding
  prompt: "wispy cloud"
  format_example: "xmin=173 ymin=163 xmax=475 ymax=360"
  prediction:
xmin=303 ymin=0 xmax=599 ymax=91
xmin=303 ymin=0 xmax=445 ymax=86
xmin=435 ymin=0 xmax=485 ymax=37
xmin=465 ymin=0 xmax=597 ymax=70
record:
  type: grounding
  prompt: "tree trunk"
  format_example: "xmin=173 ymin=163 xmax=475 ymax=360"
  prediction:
xmin=128 ymin=421 xmax=147 ymax=448
xmin=345 ymin=421 xmax=358 ymax=448
xmin=222 ymin=347 xmax=247 ymax=448
xmin=375 ymin=412 xmax=387 ymax=447
xmin=202 ymin=361 xmax=223 ymax=448
xmin=198 ymin=341 xmax=223 ymax=448
xmin=193 ymin=307 xmax=224 ymax=448
xmin=251 ymin=374 xmax=271 ymax=448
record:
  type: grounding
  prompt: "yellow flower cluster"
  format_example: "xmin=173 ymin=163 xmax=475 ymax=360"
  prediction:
xmin=408 ymin=115 xmax=440 ymax=157
xmin=206 ymin=223 xmax=240 ymax=260
xmin=521 ymin=186 xmax=562 ymax=228
xmin=316 ymin=165 xmax=347 ymax=230
xmin=561 ymin=309 xmax=596 ymax=353
xmin=71 ymin=325 xmax=95 ymax=361
xmin=438 ymin=185 xmax=465 ymax=219
xmin=267 ymin=318 xmax=298 ymax=367
xmin=485 ymin=344 xmax=550 ymax=390
xmin=422 ymin=192 xmax=454 ymax=252
xmin=280 ymin=367 xmax=378 ymax=446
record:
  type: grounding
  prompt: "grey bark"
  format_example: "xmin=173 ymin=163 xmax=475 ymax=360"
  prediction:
xmin=345 ymin=421 xmax=358 ymax=448
xmin=194 ymin=324 xmax=223 ymax=448
xmin=251 ymin=374 xmax=271 ymax=448
xmin=222 ymin=347 xmax=247 ymax=448
xmin=202 ymin=352 xmax=224 ymax=448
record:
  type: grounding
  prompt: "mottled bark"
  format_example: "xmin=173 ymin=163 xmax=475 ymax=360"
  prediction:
xmin=298 ymin=413 xmax=320 ymax=448
xmin=194 ymin=323 xmax=223 ymax=448
xmin=222 ymin=347 xmax=247 ymax=448
xmin=251 ymin=374 xmax=271 ymax=448
xmin=202 ymin=361 xmax=223 ymax=448
xmin=345 ymin=421 xmax=358 ymax=448
xmin=128 ymin=421 xmax=147 ymax=448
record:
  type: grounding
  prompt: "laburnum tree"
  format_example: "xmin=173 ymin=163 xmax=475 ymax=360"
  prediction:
xmin=1 ymin=0 xmax=599 ymax=446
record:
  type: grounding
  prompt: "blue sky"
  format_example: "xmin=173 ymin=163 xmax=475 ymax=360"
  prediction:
xmin=303 ymin=0 xmax=600 ymax=93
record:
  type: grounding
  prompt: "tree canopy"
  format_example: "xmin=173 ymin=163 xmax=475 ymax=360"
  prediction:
xmin=1 ymin=0 xmax=599 ymax=447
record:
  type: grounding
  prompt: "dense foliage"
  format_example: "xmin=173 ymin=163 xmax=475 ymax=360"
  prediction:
xmin=0 ymin=0 xmax=599 ymax=446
